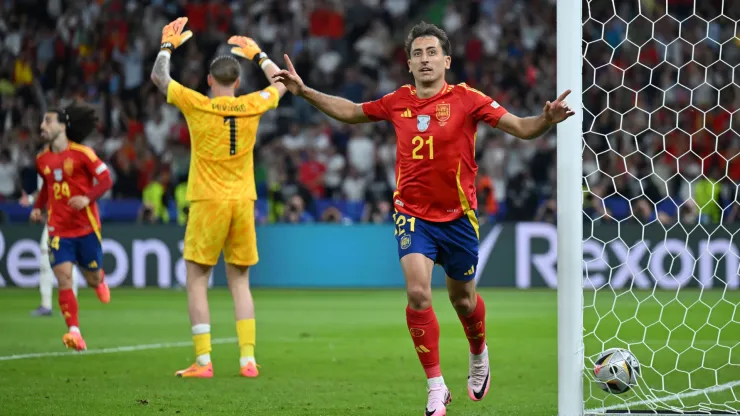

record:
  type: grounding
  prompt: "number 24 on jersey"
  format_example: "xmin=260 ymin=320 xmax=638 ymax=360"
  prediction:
xmin=53 ymin=182 xmax=70 ymax=200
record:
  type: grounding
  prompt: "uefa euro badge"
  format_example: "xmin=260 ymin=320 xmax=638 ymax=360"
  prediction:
xmin=53 ymin=168 xmax=63 ymax=182
xmin=400 ymin=234 xmax=411 ymax=250
xmin=417 ymin=115 xmax=431 ymax=132
xmin=435 ymin=103 xmax=450 ymax=126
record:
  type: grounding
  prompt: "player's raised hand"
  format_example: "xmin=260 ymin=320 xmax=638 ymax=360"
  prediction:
xmin=161 ymin=17 xmax=193 ymax=53
xmin=228 ymin=36 xmax=262 ymax=60
xmin=68 ymin=196 xmax=90 ymax=211
xmin=543 ymin=89 xmax=576 ymax=124
xmin=271 ymin=54 xmax=306 ymax=96
xmin=29 ymin=208 xmax=43 ymax=223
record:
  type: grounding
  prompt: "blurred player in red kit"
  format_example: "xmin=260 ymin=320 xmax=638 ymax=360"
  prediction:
xmin=31 ymin=103 xmax=113 ymax=351
xmin=274 ymin=22 xmax=574 ymax=415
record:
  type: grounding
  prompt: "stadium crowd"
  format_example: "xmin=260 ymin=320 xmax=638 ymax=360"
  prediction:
xmin=0 ymin=0 xmax=737 ymax=225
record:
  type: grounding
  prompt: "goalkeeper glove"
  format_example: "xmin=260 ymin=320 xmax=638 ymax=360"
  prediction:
xmin=161 ymin=17 xmax=193 ymax=53
xmin=228 ymin=36 xmax=269 ymax=66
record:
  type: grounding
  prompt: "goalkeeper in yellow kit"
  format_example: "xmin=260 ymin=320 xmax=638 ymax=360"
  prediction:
xmin=150 ymin=18 xmax=288 ymax=378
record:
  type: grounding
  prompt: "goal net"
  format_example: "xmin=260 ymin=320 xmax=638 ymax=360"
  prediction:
xmin=580 ymin=0 xmax=740 ymax=414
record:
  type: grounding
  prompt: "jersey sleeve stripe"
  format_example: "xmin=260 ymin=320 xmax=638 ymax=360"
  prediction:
xmin=455 ymin=160 xmax=480 ymax=239
xmin=70 ymin=143 xmax=98 ymax=161
xmin=85 ymin=206 xmax=102 ymax=241
xmin=460 ymin=83 xmax=487 ymax=97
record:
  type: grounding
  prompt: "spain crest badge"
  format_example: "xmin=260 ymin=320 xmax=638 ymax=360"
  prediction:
xmin=436 ymin=103 xmax=450 ymax=126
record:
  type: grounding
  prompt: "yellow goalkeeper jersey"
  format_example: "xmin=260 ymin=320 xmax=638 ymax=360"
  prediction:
xmin=167 ymin=80 xmax=279 ymax=201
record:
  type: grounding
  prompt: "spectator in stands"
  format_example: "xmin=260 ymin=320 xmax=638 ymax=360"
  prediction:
xmin=139 ymin=170 xmax=170 ymax=224
xmin=362 ymin=162 xmax=393 ymax=223
xmin=271 ymin=168 xmax=314 ymax=221
xmin=282 ymin=122 xmax=307 ymax=154
xmin=174 ymin=175 xmax=189 ymax=226
xmin=694 ymin=166 xmax=724 ymax=225
xmin=111 ymin=151 xmax=140 ymax=199
xmin=342 ymin=167 xmax=366 ymax=202
xmin=144 ymin=108 xmax=172 ymax=156
xmin=0 ymin=148 xmax=18 ymax=200
xmin=282 ymin=194 xmax=314 ymax=224
xmin=298 ymin=147 xmax=326 ymax=198
xmin=321 ymin=206 xmax=347 ymax=224
xmin=346 ymin=125 xmax=374 ymax=175
xmin=476 ymin=174 xmax=498 ymax=223
xmin=505 ymin=169 xmax=539 ymax=221
xmin=322 ymin=144 xmax=346 ymax=200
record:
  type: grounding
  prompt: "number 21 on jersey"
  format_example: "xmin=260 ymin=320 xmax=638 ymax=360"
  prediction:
xmin=393 ymin=211 xmax=417 ymax=236
xmin=412 ymin=136 xmax=433 ymax=159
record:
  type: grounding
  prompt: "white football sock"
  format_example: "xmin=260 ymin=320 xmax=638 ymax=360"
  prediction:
xmin=240 ymin=356 xmax=256 ymax=367
xmin=427 ymin=376 xmax=445 ymax=387
xmin=72 ymin=267 xmax=79 ymax=297
xmin=196 ymin=354 xmax=211 ymax=366
xmin=39 ymin=251 xmax=53 ymax=309
xmin=472 ymin=345 xmax=488 ymax=360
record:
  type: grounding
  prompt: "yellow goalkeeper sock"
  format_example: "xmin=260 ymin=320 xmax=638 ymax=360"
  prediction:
xmin=236 ymin=319 xmax=256 ymax=365
xmin=192 ymin=324 xmax=212 ymax=366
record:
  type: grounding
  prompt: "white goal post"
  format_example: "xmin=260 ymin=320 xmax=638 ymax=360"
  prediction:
xmin=557 ymin=1 xmax=740 ymax=415
xmin=557 ymin=0 xmax=585 ymax=415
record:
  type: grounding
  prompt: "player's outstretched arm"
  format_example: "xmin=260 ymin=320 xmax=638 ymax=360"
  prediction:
xmin=228 ymin=36 xmax=288 ymax=98
xmin=30 ymin=180 xmax=48 ymax=222
xmin=150 ymin=17 xmax=193 ymax=95
xmin=272 ymin=54 xmax=371 ymax=124
xmin=497 ymin=89 xmax=575 ymax=140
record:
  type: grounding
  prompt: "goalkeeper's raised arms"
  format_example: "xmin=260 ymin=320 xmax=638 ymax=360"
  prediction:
xmin=228 ymin=36 xmax=287 ymax=98
xmin=160 ymin=17 xmax=193 ymax=53
xmin=151 ymin=17 xmax=193 ymax=95
xmin=228 ymin=36 xmax=263 ymax=61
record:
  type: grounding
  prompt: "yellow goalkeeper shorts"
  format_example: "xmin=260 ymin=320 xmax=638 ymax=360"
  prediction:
xmin=184 ymin=200 xmax=258 ymax=267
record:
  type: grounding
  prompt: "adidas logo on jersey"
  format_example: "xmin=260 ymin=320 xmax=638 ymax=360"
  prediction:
xmin=401 ymin=108 xmax=412 ymax=118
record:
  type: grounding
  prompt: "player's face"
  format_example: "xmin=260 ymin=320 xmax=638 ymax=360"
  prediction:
xmin=408 ymin=36 xmax=451 ymax=84
xmin=40 ymin=112 xmax=63 ymax=142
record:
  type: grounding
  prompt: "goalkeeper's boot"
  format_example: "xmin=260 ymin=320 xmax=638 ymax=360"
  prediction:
xmin=424 ymin=383 xmax=451 ymax=416
xmin=240 ymin=361 xmax=259 ymax=378
xmin=467 ymin=344 xmax=491 ymax=401
xmin=175 ymin=362 xmax=213 ymax=378
xmin=62 ymin=331 xmax=87 ymax=351
xmin=94 ymin=272 xmax=110 ymax=304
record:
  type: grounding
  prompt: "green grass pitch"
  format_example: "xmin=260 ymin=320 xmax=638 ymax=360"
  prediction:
xmin=0 ymin=288 xmax=737 ymax=416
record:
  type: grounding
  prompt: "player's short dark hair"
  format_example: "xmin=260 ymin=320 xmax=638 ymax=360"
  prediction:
xmin=52 ymin=103 xmax=99 ymax=143
xmin=210 ymin=55 xmax=241 ymax=86
xmin=404 ymin=21 xmax=451 ymax=57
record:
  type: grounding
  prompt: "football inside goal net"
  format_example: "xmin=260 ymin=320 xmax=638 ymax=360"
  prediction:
xmin=558 ymin=0 xmax=740 ymax=415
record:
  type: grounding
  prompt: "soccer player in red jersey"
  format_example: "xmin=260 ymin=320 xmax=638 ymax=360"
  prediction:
xmin=274 ymin=22 xmax=574 ymax=415
xmin=31 ymin=103 xmax=114 ymax=351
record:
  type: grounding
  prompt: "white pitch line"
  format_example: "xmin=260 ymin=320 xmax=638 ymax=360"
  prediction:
xmin=586 ymin=380 xmax=740 ymax=414
xmin=0 ymin=337 xmax=237 ymax=362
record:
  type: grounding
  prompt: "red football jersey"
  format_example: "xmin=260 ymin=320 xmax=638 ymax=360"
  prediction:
xmin=36 ymin=143 xmax=109 ymax=238
xmin=362 ymin=83 xmax=508 ymax=222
